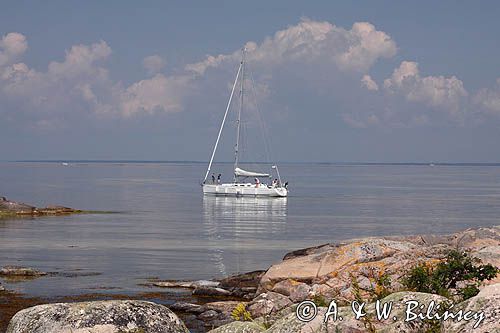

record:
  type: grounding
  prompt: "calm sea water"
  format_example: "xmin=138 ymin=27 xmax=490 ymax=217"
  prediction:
xmin=1 ymin=162 xmax=500 ymax=297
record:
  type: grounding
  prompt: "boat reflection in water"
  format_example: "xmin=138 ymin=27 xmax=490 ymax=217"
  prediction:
xmin=202 ymin=196 xmax=287 ymax=276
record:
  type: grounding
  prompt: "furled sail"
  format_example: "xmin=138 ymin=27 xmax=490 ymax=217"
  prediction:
xmin=234 ymin=167 xmax=269 ymax=178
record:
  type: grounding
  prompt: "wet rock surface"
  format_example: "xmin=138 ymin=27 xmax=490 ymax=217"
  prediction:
xmin=6 ymin=300 xmax=189 ymax=333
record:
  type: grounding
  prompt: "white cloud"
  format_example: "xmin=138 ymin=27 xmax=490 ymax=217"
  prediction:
xmin=186 ymin=19 xmax=397 ymax=75
xmin=0 ymin=40 xmax=113 ymax=116
xmin=47 ymin=40 xmax=111 ymax=78
xmin=473 ymin=78 xmax=500 ymax=114
xmin=0 ymin=37 xmax=189 ymax=119
xmin=115 ymin=74 xmax=190 ymax=116
xmin=0 ymin=32 xmax=27 ymax=66
xmin=384 ymin=61 xmax=467 ymax=115
xmin=4 ymin=20 xmax=495 ymax=130
xmin=361 ymin=74 xmax=378 ymax=91
xmin=142 ymin=55 xmax=166 ymax=75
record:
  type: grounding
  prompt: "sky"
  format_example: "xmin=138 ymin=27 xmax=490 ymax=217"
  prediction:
xmin=1 ymin=1 xmax=500 ymax=162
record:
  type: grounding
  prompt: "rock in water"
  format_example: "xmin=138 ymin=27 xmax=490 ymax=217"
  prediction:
xmin=0 ymin=266 xmax=47 ymax=277
xmin=0 ymin=196 xmax=82 ymax=216
xmin=6 ymin=300 xmax=189 ymax=333
xmin=0 ymin=197 xmax=35 ymax=214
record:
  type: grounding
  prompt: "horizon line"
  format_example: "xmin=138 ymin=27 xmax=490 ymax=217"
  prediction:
xmin=5 ymin=160 xmax=500 ymax=166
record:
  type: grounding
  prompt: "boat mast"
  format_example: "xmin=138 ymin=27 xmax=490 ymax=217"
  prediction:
xmin=233 ymin=48 xmax=245 ymax=182
xmin=202 ymin=61 xmax=243 ymax=184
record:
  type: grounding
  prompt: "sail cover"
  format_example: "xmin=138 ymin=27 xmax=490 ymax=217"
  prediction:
xmin=234 ymin=167 xmax=269 ymax=178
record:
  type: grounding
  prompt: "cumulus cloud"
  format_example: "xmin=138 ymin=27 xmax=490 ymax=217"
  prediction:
xmin=142 ymin=55 xmax=166 ymax=75
xmin=0 ymin=18 xmax=398 ymax=124
xmin=0 ymin=40 xmax=113 ymax=116
xmin=473 ymin=78 xmax=500 ymax=114
xmin=186 ymin=19 xmax=397 ymax=75
xmin=47 ymin=40 xmax=111 ymax=78
xmin=384 ymin=61 xmax=467 ymax=115
xmin=0 ymin=32 xmax=27 ymax=66
xmin=0 ymin=37 xmax=190 ymax=120
xmin=361 ymin=74 xmax=378 ymax=91
xmin=3 ymin=19 xmax=496 ymax=131
xmin=115 ymin=74 xmax=190 ymax=116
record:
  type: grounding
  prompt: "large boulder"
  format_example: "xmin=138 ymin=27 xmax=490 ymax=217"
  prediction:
xmin=6 ymin=300 xmax=189 ymax=333
xmin=257 ymin=238 xmax=425 ymax=301
xmin=257 ymin=226 xmax=500 ymax=302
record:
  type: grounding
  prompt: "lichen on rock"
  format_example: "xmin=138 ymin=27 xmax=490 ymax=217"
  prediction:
xmin=6 ymin=300 xmax=189 ymax=333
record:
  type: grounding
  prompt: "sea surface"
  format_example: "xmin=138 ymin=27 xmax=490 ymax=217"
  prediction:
xmin=1 ymin=161 xmax=500 ymax=297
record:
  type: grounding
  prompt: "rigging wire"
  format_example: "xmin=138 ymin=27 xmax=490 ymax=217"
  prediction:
xmin=246 ymin=62 xmax=276 ymax=173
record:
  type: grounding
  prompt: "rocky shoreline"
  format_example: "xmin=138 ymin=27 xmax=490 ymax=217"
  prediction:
xmin=1 ymin=225 xmax=499 ymax=332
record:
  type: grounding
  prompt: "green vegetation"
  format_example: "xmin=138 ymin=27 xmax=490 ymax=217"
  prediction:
xmin=402 ymin=250 xmax=498 ymax=301
xmin=231 ymin=303 xmax=253 ymax=322
xmin=372 ymin=273 xmax=392 ymax=300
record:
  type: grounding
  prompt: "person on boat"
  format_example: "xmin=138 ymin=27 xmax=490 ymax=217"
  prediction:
xmin=212 ymin=174 xmax=215 ymax=184
xmin=284 ymin=181 xmax=288 ymax=189
xmin=217 ymin=174 xmax=221 ymax=184
xmin=255 ymin=178 xmax=260 ymax=188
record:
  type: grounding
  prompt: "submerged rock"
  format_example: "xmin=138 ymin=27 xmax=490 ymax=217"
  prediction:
xmin=6 ymin=300 xmax=189 ymax=333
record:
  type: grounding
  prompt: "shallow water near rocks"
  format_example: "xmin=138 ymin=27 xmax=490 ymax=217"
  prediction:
xmin=1 ymin=162 xmax=500 ymax=298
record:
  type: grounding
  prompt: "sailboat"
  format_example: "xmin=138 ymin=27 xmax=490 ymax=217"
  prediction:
xmin=202 ymin=49 xmax=288 ymax=197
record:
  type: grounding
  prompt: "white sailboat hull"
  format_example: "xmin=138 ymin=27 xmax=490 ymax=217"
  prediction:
xmin=203 ymin=183 xmax=287 ymax=197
